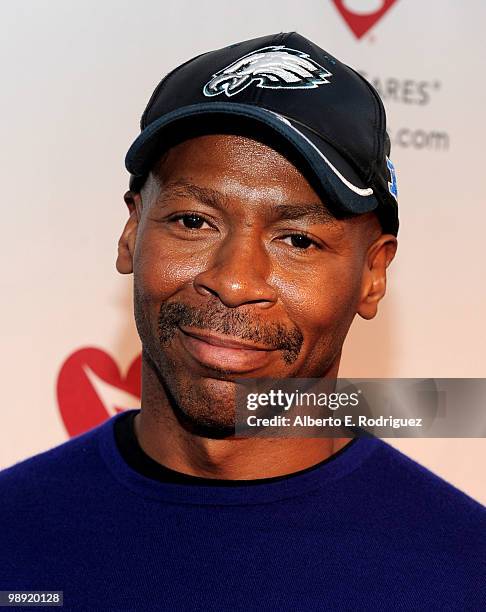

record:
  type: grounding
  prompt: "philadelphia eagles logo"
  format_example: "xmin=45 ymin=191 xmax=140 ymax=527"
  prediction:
xmin=203 ymin=46 xmax=332 ymax=97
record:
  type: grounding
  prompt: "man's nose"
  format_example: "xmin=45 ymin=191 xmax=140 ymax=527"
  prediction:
xmin=193 ymin=233 xmax=278 ymax=308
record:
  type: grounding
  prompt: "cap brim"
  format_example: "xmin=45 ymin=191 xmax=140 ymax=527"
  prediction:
xmin=125 ymin=102 xmax=379 ymax=216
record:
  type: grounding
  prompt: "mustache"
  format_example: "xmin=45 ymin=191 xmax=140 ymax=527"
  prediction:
xmin=157 ymin=301 xmax=303 ymax=365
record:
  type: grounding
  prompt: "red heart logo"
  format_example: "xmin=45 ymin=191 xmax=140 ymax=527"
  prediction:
xmin=332 ymin=0 xmax=398 ymax=39
xmin=57 ymin=347 xmax=141 ymax=437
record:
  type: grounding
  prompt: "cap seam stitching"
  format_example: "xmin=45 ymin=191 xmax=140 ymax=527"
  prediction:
xmin=345 ymin=65 xmax=383 ymax=183
xmin=141 ymin=51 xmax=209 ymax=129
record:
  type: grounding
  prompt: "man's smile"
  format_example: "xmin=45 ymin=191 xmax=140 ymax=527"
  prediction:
xmin=178 ymin=325 xmax=276 ymax=373
xmin=154 ymin=299 xmax=304 ymax=370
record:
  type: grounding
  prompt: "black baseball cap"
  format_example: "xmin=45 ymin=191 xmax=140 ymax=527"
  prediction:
xmin=125 ymin=32 xmax=399 ymax=235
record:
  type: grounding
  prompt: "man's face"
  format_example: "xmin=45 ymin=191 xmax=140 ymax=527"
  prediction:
xmin=120 ymin=134 xmax=395 ymax=433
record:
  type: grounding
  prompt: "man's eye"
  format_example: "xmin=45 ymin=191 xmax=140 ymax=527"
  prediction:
xmin=173 ymin=214 xmax=208 ymax=229
xmin=282 ymin=234 xmax=317 ymax=250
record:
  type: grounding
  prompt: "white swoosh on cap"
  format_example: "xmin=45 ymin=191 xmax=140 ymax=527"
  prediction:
xmin=270 ymin=111 xmax=374 ymax=197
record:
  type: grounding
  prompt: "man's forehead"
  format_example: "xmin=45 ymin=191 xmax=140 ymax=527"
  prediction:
xmin=151 ymin=133 xmax=314 ymax=181
xmin=150 ymin=132 xmax=322 ymax=191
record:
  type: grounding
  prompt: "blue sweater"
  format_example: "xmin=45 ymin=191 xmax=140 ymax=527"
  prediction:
xmin=0 ymin=409 xmax=484 ymax=611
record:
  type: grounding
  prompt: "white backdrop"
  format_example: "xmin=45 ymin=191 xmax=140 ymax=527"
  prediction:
xmin=2 ymin=0 xmax=485 ymax=504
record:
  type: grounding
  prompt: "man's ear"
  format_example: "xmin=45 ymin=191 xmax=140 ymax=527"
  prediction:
xmin=357 ymin=235 xmax=398 ymax=320
xmin=116 ymin=191 xmax=142 ymax=274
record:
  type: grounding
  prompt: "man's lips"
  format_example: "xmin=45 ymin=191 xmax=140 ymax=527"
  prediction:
xmin=179 ymin=326 xmax=272 ymax=350
xmin=178 ymin=326 xmax=275 ymax=372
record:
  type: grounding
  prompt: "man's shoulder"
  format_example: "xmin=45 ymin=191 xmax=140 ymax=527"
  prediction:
xmin=0 ymin=418 xmax=111 ymax=500
xmin=370 ymin=437 xmax=486 ymax=522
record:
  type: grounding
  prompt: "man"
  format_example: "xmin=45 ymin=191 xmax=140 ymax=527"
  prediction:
xmin=1 ymin=33 xmax=484 ymax=611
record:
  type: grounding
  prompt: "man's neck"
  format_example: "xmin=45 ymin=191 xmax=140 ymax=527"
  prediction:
xmin=135 ymin=357 xmax=352 ymax=480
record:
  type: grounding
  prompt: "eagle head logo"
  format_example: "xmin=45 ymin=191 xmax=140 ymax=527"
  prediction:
xmin=203 ymin=46 xmax=333 ymax=98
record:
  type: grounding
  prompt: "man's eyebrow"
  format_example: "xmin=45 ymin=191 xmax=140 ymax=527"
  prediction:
xmin=155 ymin=179 xmax=338 ymax=226
xmin=265 ymin=202 xmax=338 ymax=226
xmin=155 ymin=179 xmax=226 ymax=209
